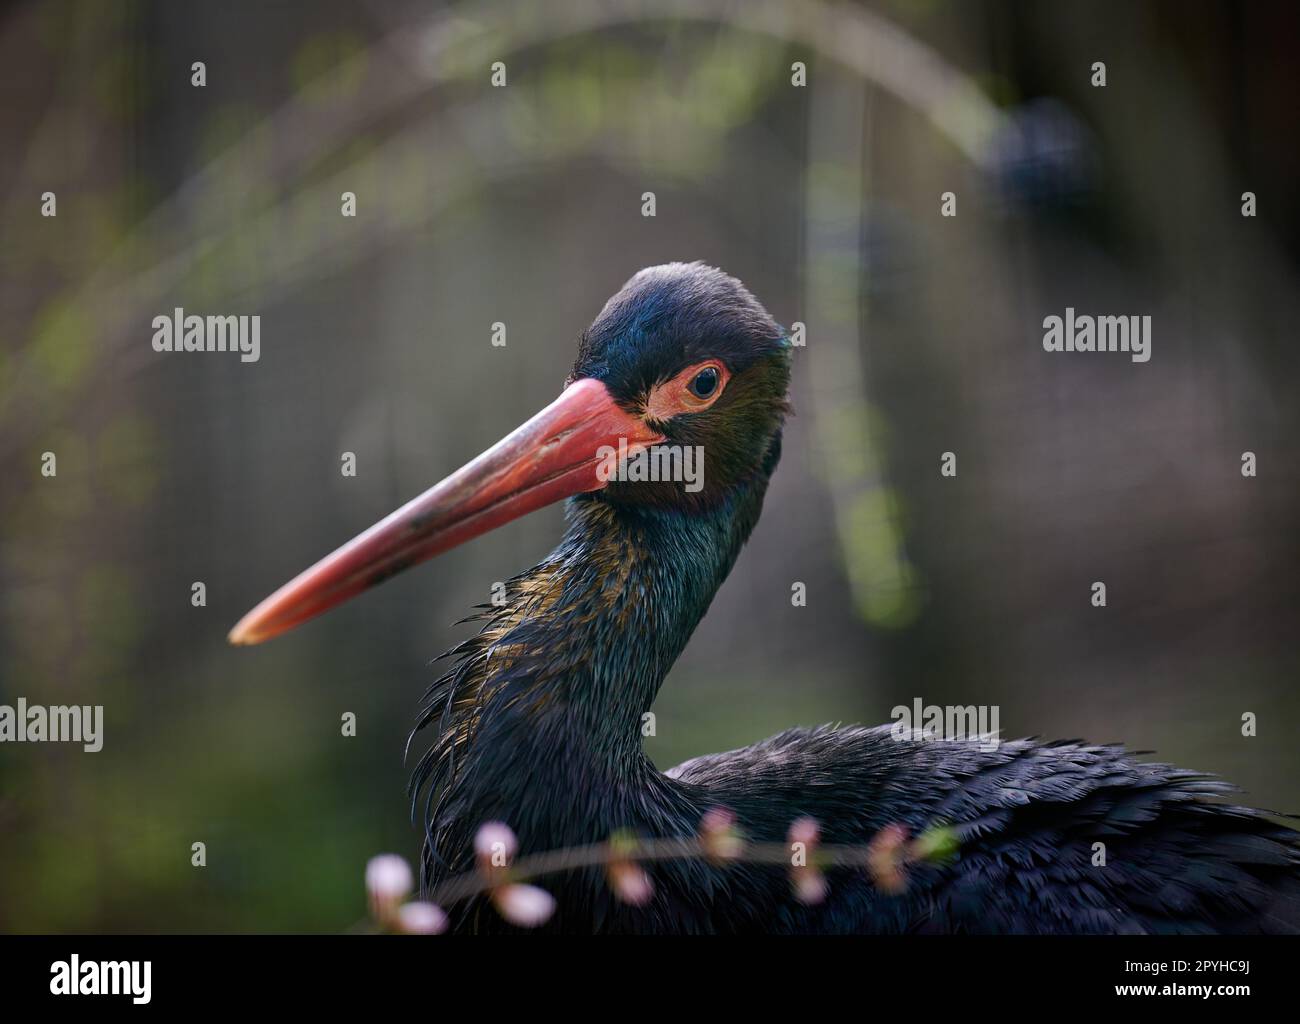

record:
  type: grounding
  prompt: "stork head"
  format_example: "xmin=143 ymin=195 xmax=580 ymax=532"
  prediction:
xmin=569 ymin=262 xmax=791 ymax=509
xmin=228 ymin=262 xmax=791 ymax=645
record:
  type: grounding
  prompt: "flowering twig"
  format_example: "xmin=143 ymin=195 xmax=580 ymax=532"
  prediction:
xmin=363 ymin=813 xmax=959 ymax=933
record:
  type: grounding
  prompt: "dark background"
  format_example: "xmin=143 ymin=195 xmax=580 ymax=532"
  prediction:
xmin=0 ymin=0 xmax=1296 ymax=932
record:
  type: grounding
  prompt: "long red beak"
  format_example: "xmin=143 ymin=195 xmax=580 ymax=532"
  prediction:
xmin=228 ymin=378 xmax=662 ymax=646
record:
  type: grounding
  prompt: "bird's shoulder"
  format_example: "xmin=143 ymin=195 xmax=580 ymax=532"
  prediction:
xmin=665 ymin=722 xmax=1029 ymax=801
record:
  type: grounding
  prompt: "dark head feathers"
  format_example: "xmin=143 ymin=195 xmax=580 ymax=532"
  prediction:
xmin=571 ymin=262 xmax=788 ymax=403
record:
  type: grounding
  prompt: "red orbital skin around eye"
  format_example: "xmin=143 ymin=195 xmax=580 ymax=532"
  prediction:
xmin=644 ymin=361 xmax=731 ymax=421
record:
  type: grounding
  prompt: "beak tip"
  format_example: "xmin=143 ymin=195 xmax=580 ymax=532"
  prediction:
xmin=227 ymin=619 xmax=259 ymax=646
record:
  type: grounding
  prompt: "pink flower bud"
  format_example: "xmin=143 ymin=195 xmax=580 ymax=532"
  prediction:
xmin=793 ymin=869 xmax=829 ymax=906
xmin=699 ymin=807 xmax=744 ymax=864
xmin=397 ymin=901 xmax=448 ymax=935
xmin=365 ymin=854 xmax=413 ymax=924
xmin=604 ymin=830 xmax=653 ymax=906
xmin=867 ymin=823 xmax=910 ymax=894
xmin=788 ymin=816 xmax=820 ymax=848
xmin=787 ymin=816 xmax=826 ymax=905
xmin=492 ymin=883 xmax=556 ymax=928
xmin=475 ymin=821 xmax=518 ymax=872
xmin=608 ymin=860 xmax=654 ymax=906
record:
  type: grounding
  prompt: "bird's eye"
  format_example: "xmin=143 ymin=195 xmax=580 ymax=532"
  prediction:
xmin=647 ymin=361 xmax=729 ymax=420
xmin=688 ymin=366 xmax=719 ymax=400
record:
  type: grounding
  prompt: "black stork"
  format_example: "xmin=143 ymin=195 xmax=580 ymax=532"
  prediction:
xmin=230 ymin=262 xmax=1300 ymax=934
